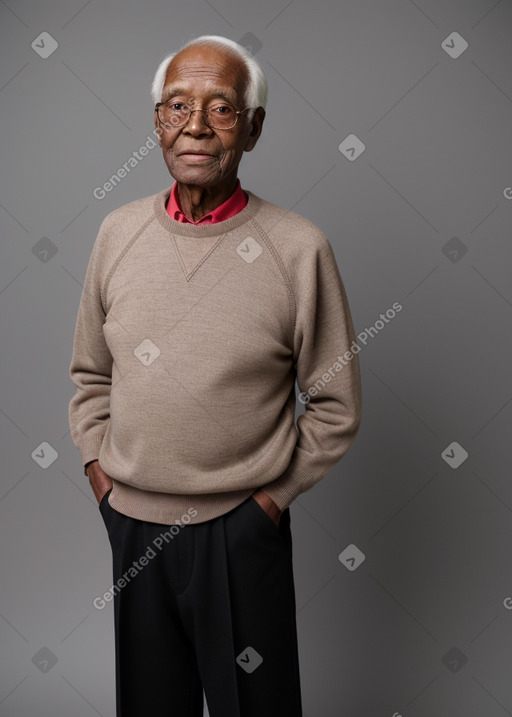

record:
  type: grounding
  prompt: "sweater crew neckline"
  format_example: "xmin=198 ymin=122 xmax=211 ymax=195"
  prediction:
xmin=154 ymin=185 xmax=263 ymax=238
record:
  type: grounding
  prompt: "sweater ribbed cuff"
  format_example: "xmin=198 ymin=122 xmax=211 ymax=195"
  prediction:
xmin=259 ymin=462 xmax=312 ymax=512
xmin=78 ymin=433 xmax=105 ymax=473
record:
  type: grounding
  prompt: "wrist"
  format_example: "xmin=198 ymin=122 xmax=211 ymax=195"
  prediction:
xmin=254 ymin=489 xmax=281 ymax=515
xmin=84 ymin=459 xmax=98 ymax=476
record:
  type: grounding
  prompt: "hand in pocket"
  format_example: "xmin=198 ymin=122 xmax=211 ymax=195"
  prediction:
xmin=86 ymin=460 xmax=114 ymax=505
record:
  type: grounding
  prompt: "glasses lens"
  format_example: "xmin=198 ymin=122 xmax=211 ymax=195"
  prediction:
xmin=159 ymin=102 xmax=190 ymax=127
xmin=206 ymin=105 xmax=237 ymax=129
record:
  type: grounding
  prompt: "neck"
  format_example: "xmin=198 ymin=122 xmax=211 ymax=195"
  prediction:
xmin=177 ymin=175 xmax=238 ymax=222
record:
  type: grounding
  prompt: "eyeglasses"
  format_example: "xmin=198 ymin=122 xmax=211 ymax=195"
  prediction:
xmin=155 ymin=100 xmax=253 ymax=130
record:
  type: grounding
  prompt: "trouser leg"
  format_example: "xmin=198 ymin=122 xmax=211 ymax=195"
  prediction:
xmin=99 ymin=491 xmax=204 ymax=717
xmin=178 ymin=495 xmax=303 ymax=717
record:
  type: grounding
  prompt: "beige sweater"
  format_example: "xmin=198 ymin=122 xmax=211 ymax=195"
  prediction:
xmin=68 ymin=186 xmax=362 ymax=525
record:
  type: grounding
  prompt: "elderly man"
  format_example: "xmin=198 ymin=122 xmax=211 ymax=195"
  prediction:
xmin=69 ymin=34 xmax=362 ymax=717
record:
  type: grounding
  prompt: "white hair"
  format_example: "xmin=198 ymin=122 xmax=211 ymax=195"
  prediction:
xmin=151 ymin=35 xmax=268 ymax=122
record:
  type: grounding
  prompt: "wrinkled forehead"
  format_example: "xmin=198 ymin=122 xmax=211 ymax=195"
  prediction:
xmin=163 ymin=48 xmax=248 ymax=104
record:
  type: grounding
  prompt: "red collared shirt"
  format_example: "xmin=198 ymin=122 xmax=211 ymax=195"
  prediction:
xmin=166 ymin=179 xmax=248 ymax=224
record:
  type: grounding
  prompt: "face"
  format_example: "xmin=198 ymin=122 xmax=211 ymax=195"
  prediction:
xmin=153 ymin=45 xmax=265 ymax=188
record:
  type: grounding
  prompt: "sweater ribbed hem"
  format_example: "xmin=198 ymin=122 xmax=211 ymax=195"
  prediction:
xmin=108 ymin=479 xmax=256 ymax=525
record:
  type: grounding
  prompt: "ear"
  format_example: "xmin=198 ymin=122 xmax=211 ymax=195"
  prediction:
xmin=244 ymin=107 xmax=265 ymax=152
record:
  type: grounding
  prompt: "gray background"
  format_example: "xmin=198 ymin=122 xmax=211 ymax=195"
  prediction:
xmin=1 ymin=0 xmax=511 ymax=715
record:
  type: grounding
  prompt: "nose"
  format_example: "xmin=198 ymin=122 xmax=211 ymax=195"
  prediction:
xmin=183 ymin=109 xmax=213 ymax=136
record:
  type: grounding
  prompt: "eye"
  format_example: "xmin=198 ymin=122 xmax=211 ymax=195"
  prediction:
xmin=170 ymin=102 xmax=187 ymax=111
xmin=211 ymin=105 xmax=233 ymax=114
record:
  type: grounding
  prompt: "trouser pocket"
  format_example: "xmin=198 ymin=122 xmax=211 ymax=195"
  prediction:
xmin=247 ymin=495 xmax=286 ymax=532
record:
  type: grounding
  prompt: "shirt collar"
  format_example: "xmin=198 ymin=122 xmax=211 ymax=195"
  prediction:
xmin=166 ymin=178 xmax=248 ymax=224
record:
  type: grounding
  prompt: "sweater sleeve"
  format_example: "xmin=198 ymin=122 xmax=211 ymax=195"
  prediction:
xmin=68 ymin=219 xmax=113 ymax=469
xmin=261 ymin=235 xmax=362 ymax=511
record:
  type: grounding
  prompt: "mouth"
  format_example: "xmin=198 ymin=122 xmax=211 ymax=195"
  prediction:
xmin=177 ymin=152 xmax=216 ymax=162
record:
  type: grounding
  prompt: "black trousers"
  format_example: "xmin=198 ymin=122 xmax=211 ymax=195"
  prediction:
xmin=99 ymin=490 xmax=303 ymax=717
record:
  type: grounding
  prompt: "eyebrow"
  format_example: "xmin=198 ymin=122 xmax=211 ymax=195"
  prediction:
xmin=161 ymin=86 xmax=237 ymax=105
